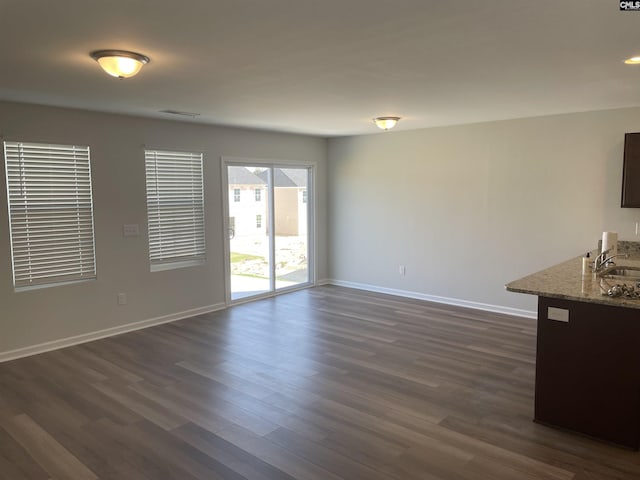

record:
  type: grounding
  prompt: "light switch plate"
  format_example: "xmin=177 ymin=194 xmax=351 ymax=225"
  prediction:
xmin=123 ymin=224 xmax=140 ymax=237
xmin=548 ymin=307 xmax=569 ymax=322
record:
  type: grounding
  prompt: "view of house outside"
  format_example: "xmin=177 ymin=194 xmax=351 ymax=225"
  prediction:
xmin=228 ymin=166 xmax=309 ymax=298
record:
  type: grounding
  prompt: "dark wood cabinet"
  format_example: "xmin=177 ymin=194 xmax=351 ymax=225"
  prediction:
xmin=535 ymin=296 xmax=640 ymax=449
xmin=622 ymin=132 xmax=640 ymax=208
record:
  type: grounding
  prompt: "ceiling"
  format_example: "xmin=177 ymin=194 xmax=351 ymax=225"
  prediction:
xmin=1 ymin=0 xmax=639 ymax=137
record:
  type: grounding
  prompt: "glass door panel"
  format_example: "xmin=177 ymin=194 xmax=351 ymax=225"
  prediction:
xmin=225 ymin=162 xmax=312 ymax=303
xmin=227 ymin=165 xmax=271 ymax=300
xmin=274 ymin=167 xmax=310 ymax=290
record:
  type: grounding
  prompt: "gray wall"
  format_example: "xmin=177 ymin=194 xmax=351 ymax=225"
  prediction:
xmin=4 ymin=101 xmax=640 ymax=354
xmin=0 ymin=101 xmax=328 ymax=354
xmin=328 ymin=107 xmax=640 ymax=315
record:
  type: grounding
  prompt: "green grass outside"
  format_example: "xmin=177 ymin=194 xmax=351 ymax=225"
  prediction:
xmin=230 ymin=252 xmax=264 ymax=263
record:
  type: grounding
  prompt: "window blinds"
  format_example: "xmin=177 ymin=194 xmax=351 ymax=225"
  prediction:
xmin=4 ymin=141 xmax=96 ymax=289
xmin=145 ymin=149 xmax=205 ymax=269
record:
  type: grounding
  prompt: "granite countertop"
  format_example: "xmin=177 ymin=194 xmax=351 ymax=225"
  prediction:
xmin=506 ymin=241 xmax=640 ymax=310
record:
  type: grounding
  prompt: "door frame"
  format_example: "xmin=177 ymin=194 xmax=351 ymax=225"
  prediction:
xmin=221 ymin=156 xmax=316 ymax=306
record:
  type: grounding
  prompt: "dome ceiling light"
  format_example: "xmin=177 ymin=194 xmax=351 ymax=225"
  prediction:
xmin=373 ymin=116 xmax=401 ymax=131
xmin=90 ymin=50 xmax=150 ymax=78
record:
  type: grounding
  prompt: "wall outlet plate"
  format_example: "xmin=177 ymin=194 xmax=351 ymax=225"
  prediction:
xmin=548 ymin=306 xmax=569 ymax=322
xmin=117 ymin=293 xmax=127 ymax=305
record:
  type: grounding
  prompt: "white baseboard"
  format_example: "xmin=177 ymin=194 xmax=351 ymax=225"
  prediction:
xmin=0 ymin=282 xmax=535 ymax=363
xmin=0 ymin=303 xmax=226 ymax=363
xmin=327 ymin=279 xmax=537 ymax=319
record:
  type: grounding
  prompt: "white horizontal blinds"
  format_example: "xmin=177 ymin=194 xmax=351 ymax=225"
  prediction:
xmin=4 ymin=141 xmax=96 ymax=288
xmin=145 ymin=149 xmax=205 ymax=267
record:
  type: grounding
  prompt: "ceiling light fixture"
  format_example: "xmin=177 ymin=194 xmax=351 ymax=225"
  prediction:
xmin=625 ymin=56 xmax=640 ymax=65
xmin=374 ymin=116 xmax=401 ymax=131
xmin=90 ymin=50 xmax=150 ymax=78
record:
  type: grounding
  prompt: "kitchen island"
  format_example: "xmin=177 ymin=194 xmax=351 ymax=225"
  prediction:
xmin=506 ymin=244 xmax=640 ymax=450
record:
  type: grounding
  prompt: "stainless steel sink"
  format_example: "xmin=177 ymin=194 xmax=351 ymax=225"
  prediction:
xmin=600 ymin=265 xmax=640 ymax=280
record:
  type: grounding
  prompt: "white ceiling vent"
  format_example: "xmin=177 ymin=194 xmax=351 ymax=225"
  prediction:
xmin=159 ymin=110 xmax=200 ymax=118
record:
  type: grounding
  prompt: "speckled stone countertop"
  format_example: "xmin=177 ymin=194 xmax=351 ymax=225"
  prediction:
xmin=506 ymin=241 xmax=640 ymax=310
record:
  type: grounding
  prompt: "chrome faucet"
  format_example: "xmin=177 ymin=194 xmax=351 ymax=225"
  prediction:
xmin=594 ymin=248 xmax=611 ymax=272
xmin=594 ymin=249 xmax=629 ymax=273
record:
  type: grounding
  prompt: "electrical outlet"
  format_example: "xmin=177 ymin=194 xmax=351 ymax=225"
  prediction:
xmin=399 ymin=265 xmax=406 ymax=276
xmin=117 ymin=293 xmax=127 ymax=305
xmin=548 ymin=307 xmax=569 ymax=322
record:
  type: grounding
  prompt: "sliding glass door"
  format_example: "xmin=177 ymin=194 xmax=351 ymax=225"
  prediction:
xmin=224 ymin=162 xmax=312 ymax=302
xmin=273 ymin=167 xmax=309 ymax=290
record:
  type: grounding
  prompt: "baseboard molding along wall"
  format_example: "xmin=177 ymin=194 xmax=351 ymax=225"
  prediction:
xmin=1 ymin=281 xmax=535 ymax=362
xmin=327 ymin=279 xmax=537 ymax=319
xmin=0 ymin=302 xmax=226 ymax=363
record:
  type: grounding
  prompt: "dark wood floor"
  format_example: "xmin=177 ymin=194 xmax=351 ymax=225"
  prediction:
xmin=1 ymin=286 xmax=638 ymax=479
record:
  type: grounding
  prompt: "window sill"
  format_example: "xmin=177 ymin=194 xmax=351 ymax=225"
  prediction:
xmin=15 ymin=277 xmax=96 ymax=293
xmin=150 ymin=259 xmax=206 ymax=272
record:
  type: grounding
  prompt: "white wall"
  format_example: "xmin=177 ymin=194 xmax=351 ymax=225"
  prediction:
xmin=327 ymin=107 xmax=640 ymax=316
xmin=228 ymin=185 xmax=267 ymax=237
xmin=0 ymin=101 xmax=328 ymax=355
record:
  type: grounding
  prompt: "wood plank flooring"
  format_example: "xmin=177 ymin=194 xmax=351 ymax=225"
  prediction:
xmin=1 ymin=285 xmax=638 ymax=479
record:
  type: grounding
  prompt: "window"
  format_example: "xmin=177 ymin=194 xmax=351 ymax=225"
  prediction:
xmin=255 ymin=188 xmax=261 ymax=201
xmin=4 ymin=141 xmax=96 ymax=289
xmin=233 ymin=188 xmax=241 ymax=202
xmin=256 ymin=214 xmax=262 ymax=228
xmin=145 ymin=149 xmax=205 ymax=271
xmin=302 ymin=189 xmax=308 ymax=203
